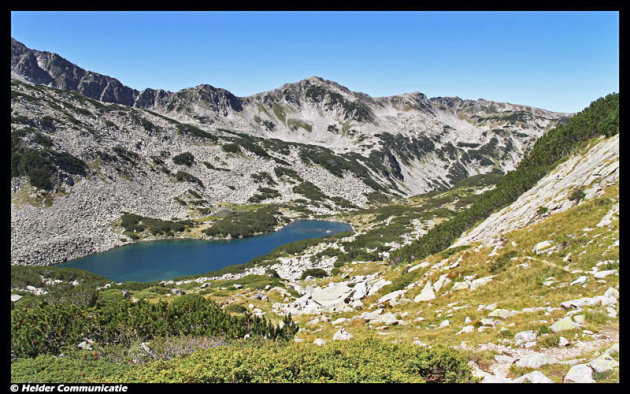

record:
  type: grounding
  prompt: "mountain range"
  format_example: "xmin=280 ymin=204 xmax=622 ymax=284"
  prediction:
xmin=11 ymin=37 xmax=568 ymax=266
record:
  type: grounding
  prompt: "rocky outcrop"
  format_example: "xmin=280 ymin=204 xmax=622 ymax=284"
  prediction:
xmin=454 ymin=134 xmax=619 ymax=247
xmin=12 ymin=38 xmax=137 ymax=106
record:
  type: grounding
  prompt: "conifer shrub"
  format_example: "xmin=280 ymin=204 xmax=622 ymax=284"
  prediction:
xmin=202 ymin=206 xmax=281 ymax=238
xmin=119 ymin=212 xmax=194 ymax=236
xmin=300 ymin=268 xmax=328 ymax=280
xmin=569 ymin=188 xmax=586 ymax=203
xmin=172 ymin=152 xmax=195 ymax=167
xmin=222 ymin=143 xmax=240 ymax=153
xmin=175 ymin=171 xmax=204 ymax=188
xmin=11 ymin=294 xmax=298 ymax=359
xmin=119 ymin=339 xmax=472 ymax=383
xmin=175 ymin=123 xmax=217 ymax=141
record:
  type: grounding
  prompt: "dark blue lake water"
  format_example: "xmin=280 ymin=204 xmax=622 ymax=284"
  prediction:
xmin=59 ymin=220 xmax=352 ymax=282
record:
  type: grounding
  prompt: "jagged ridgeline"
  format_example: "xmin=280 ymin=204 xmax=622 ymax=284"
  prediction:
xmin=390 ymin=93 xmax=619 ymax=264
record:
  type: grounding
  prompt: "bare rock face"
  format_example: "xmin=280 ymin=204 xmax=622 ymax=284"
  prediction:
xmin=454 ymin=133 xmax=619 ymax=248
xmin=12 ymin=38 xmax=137 ymax=106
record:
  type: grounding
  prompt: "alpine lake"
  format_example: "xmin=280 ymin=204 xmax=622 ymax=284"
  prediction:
xmin=60 ymin=220 xmax=352 ymax=282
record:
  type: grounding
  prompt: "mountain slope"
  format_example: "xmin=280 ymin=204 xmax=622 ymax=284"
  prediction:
xmin=11 ymin=39 xmax=570 ymax=266
xmin=11 ymin=37 xmax=568 ymax=196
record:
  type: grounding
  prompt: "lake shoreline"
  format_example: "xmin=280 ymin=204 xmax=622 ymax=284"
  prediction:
xmin=56 ymin=219 xmax=354 ymax=282
xmin=62 ymin=216 xmax=353 ymax=265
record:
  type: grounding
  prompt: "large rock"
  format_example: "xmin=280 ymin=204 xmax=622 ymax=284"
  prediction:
xmin=570 ymin=276 xmax=588 ymax=286
xmin=355 ymin=308 xmax=383 ymax=322
xmin=456 ymin=326 xmax=474 ymax=335
xmin=378 ymin=290 xmax=405 ymax=305
xmin=532 ymin=241 xmax=554 ymax=255
xmin=313 ymin=338 xmax=326 ymax=346
xmin=488 ymin=308 xmax=510 ymax=320
xmin=604 ymin=343 xmax=619 ymax=356
xmin=414 ymin=281 xmax=435 ymax=302
xmin=589 ymin=354 xmax=618 ymax=374
xmin=433 ymin=274 xmax=451 ymax=293
xmin=550 ymin=317 xmax=579 ymax=332
xmin=77 ymin=340 xmax=93 ymax=351
xmin=593 ymin=270 xmax=617 ymax=279
xmin=515 ymin=353 xmax=558 ymax=369
xmin=332 ymin=327 xmax=353 ymax=341
xmin=452 ymin=281 xmax=469 ymax=291
xmin=481 ymin=318 xmax=495 ymax=327
xmin=603 ymin=287 xmax=619 ymax=300
xmin=469 ymin=275 xmax=494 ymax=291
xmin=514 ymin=330 xmax=537 ymax=346
xmin=564 ymin=364 xmax=595 ymax=383
xmin=366 ymin=279 xmax=391 ymax=296
xmin=369 ymin=312 xmax=400 ymax=326
xmin=276 ymin=282 xmax=355 ymax=315
xmin=514 ymin=371 xmax=554 ymax=383
xmin=351 ymin=282 xmax=369 ymax=300
xmin=560 ymin=297 xmax=597 ymax=309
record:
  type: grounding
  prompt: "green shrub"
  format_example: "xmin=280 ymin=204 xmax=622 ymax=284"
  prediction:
xmin=287 ymin=119 xmax=313 ymax=132
xmin=292 ymin=181 xmax=329 ymax=202
xmin=251 ymin=171 xmax=277 ymax=185
xmin=224 ymin=304 xmax=248 ymax=314
xmin=536 ymin=206 xmax=549 ymax=215
xmin=202 ymin=206 xmax=281 ymax=238
xmin=112 ymin=146 xmax=140 ymax=164
xmin=175 ymin=171 xmax=204 ymax=188
xmin=247 ymin=187 xmax=281 ymax=203
xmin=119 ymin=212 xmax=194 ymax=236
xmin=300 ymin=269 xmax=328 ymax=280
xmin=11 ymin=354 xmax=127 ymax=383
xmin=11 ymin=294 xmax=297 ymax=359
xmin=569 ymin=188 xmax=586 ymax=203
xmin=120 ymin=339 xmax=472 ymax=383
xmin=11 ymin=147 xmax=55 ymax=190
xmin=203 ymin=161 xmax=230 ymax=172
xmin=172 ymin=152 xmax=195 ymax=167
xmin=585 ymin=310 xmax=609 ymax=325
xmin=222 ymin=143 xmax=240 ymax=153
xmin=274 ymin=166 xmax=303 ymax=182
xmin=538 ymin=334 xmax=560 ymax=348
xmin=176 ymin=124 xmax=217 ymax=141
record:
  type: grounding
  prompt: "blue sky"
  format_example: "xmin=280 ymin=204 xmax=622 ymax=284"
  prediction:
xmin=11 ymin=11 xmax=618 ymax=113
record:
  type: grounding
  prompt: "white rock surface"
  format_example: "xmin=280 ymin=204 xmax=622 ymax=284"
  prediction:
xmin=564 ymin=364 xmax=595 ymax=383
xmin=514 ymin=371 xmax=554 ymax=383
xmin=515 ymin=354 xmax=559 ymax=369
xmin=332 ymin=327 xmax=353 ymax=341
xmin=414 ymin=281 xmax=436 ymax=302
